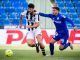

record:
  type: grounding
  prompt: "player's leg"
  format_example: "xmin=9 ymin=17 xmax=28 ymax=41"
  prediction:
xmin=59 ymin=41 xmax=73 ymax=51
xmin=35 ymin=42 xmax=39 ymax=53
xmin=34 ymin=29 xmax=40 ymax=53
xmin=27 ymin=40 xmax=35 ymax=47
xmin=59 ymin=32 xmax=73 ymax=51
xmin=35 ymin=29 xmax=46 ymax=56
xmin=59 ymin=42 xmax=70 ymax=51
xmin=34 ymin=31 xmax=40 ymax=53
xmin=36 ymin=34 xmax=46 ymax=56
xmin=49 ymin=38 xmax=57 ymax=56
xmin=27 ymin=31 xmax=35 ymax=47
xmin=59 ymin=33 xmax=69 ymax=50
xmin=50 ymin=32 xmax=63 ymax=55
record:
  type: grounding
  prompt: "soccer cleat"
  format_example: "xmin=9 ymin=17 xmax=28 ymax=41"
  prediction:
xmin=69 ymin=43 xmax=73 ymax=50
xmin=42 ymin=51 xmax=46 ymax=56
xmin=43 ymin=53 xmax=46 ymax=56
xmin=35 ymin=43 xmax=40 ymax=53
xmin=50 ymin=52 xmax=54 ymax=56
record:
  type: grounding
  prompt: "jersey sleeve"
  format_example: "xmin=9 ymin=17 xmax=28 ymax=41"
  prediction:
xmin=35 ymin=14 xmax=39 ymax=23
xmin=63 ymin=15 xmax=75 ymax=27
xmin=39 ymin=12 xmax=51 ymax=18
xmin=21 ymin=10 xmax=27 ymax=16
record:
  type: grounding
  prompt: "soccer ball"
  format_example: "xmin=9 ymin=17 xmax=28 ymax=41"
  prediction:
xmin=5 ymin=49 xmax=13 ymax=57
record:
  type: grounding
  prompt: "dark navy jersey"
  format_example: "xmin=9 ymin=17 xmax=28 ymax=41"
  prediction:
xmin=39 ymin=13 xmax=75 ymax=32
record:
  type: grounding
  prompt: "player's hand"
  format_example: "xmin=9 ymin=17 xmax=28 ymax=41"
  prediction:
xmin=35 ymin=11 xmax=39 ymax=14
xmin=27 ymin=25 xmax=32 ymax=28
xmin=73 ymin=26 xmax=77 ymax=31
xmin=19 ymin=24 xmax=22 ymax=28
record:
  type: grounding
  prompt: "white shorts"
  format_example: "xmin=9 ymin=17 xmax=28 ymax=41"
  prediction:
xmin=26 ymin=29 xmax=41 ymax=40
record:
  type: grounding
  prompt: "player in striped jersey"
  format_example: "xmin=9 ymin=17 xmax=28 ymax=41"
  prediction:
xmin=20 ymin=3 xmax=46 ymax=56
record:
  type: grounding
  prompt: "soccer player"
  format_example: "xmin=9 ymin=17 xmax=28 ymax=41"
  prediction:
xmin=20 ymin=3 xmax=46 ymax=56
xmin=38 ymin=7 xmax=76 ymax=56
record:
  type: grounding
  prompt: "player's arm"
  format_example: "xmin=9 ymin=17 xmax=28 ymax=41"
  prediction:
xmin=65 ymin=17 xmax=77 ymax=31
xmin=27 ymin=14 xmax=39 ymax=28
xmin=20 ymin=15 xmax=24 ymax=28
xmin=39 ymin=12 xmax=51 ymax=18
xmin=27 ymin=22 xmax=39 ymax=28
xmin=19 ymin=10 xmax=27 ymax=28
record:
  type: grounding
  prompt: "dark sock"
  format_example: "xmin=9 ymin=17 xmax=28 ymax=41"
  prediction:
xmin=35 ymin=43 xmax=39 ymax=53
xmin=41 ymin=48 xmax=46 ymax=56
xmin=49 ymin=43 xmax=54 ymax=55
xmin=63 ymin=43 xmax=70 ymax=49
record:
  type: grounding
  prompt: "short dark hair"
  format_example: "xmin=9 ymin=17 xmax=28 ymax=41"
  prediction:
xmin=28 ymin=3 xmax=35 ymax=8
xmin=52 ymin=7 xmax=60 ymax=11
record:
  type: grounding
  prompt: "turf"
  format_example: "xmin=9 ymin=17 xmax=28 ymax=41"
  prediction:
xmin=0 ymin=44 xmax=80 ymax=60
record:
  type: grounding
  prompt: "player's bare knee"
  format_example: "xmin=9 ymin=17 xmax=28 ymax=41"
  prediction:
xmin=27 ymin=42 xmax=32 ymax=47
xmin=50 ymin=38 xmax=56 ymax=44
xmin=28 ymin=44 xmax=31 ymax=47
xmin=39 ymin=43 xmax=45 ymax=49
xmin=38 ymin=42 xmax=45 ymax=49
xmin=59 ymin=45 xmax=64 ymax=51
xmin=36 ymin=35 xmax=45 ymax=48
xmin=27 ymin=40 xmax=35 ymax=47
xmin=36 ymin=35 xmax=42 ymax=43
xmin=28 ymin=43 xmax=35 ymax=47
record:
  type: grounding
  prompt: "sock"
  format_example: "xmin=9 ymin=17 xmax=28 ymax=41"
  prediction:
xmin=41 ymin=48 xmax=46 ymax=56
xmin=64 ymin=42 xmax=70 ymax=49
xmin=49 ymin=43 xmax=54 ymax=55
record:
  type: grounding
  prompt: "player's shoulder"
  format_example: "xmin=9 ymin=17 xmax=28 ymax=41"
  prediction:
xmin=59 ymin=14 xmax=66 ymax=18
xmin=21 ymin=10 xmax=27 ymax=15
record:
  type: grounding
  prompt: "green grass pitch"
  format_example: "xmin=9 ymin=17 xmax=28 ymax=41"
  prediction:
xmin=0 ymin=44 xmax=80 ymax=60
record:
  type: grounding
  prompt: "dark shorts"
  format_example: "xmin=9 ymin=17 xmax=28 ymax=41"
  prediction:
xmin=53 ymin=30 xmax=69 ymax=45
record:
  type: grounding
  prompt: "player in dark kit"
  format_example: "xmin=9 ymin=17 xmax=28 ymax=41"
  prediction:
xmin=39 ymin=7 xmax=77 ymax=56
xmin=20 ymin=3 xmax=46 ymax=56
